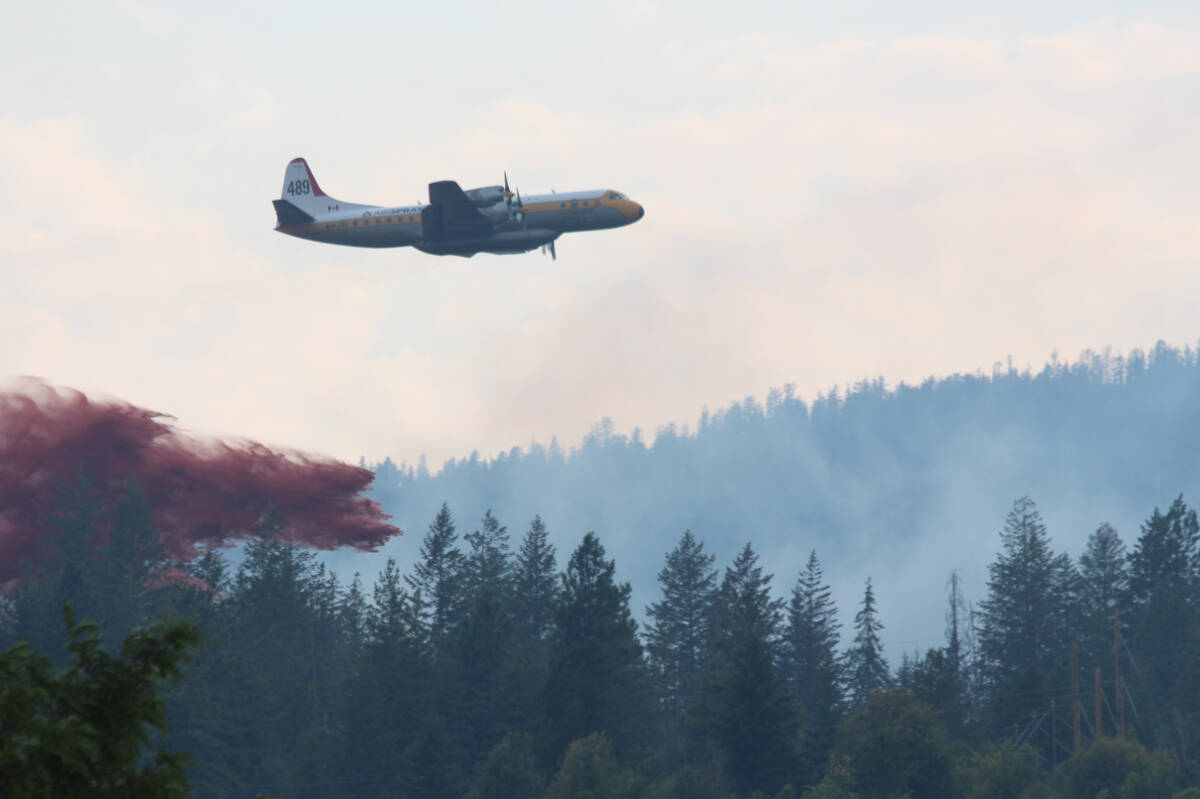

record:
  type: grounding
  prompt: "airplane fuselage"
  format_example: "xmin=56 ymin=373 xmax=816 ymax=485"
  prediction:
xmin=272 ymin=158 xmax=643 ymax=258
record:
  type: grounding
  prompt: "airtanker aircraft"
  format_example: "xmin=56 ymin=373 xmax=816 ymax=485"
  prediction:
xmin=272 ymin=158 xmax=644 ymax=259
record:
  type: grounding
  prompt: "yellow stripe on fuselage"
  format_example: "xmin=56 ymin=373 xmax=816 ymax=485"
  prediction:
xmin=278 ymin=213 xmax=421 ymax=235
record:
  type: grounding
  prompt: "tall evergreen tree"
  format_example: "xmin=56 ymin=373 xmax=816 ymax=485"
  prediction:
xmin=1078 ymin=523 xmax=1126 ymax=670
xmin=542 ymin=532 xmax=648 ymax=765
xmin=463 ymin=509 xmax=512 ymax=597
xmin=843 ymin=577 xmax=890 ymax=706
xmin=507 ymin=515 xmax=560 ymax=739
xmin=1081 ymin=524 xmax=1127 ymax=618
xmin=369 ymin=558 xmax=425 ymax=651
xmin=644 ymin=529 xmax=717 ymax=751
xmin=448 ymin=511 xmax=520 ymax=771
xmin=1123 ymin=497 xmax=1200 ymax=750
xmin=704 ymin=543 xmax=795 ymax=796
xmin=214 ymin=511 xmax=331 ymax=797
xmin=406 ymin=503 xmax=466 ymax=652
xmin=1052 ymin=550 xmax=1082 ymax=647
xmin=344 ymin=558 xmax=430 ymax=799
xmin=513 ymin=515 xmax=558 ymax=641
xmin=338 ymin=572 xmax=369 ymax=655
xmin=977 ymin=497 xmax=1068 ymax=749
xmin=783 ymin=550 xmax=842 ymax=783
xmin=1127 ymin=496 xmax=1198 ymax=611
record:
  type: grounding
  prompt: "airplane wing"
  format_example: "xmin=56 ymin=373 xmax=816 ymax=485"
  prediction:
xmin=428 ymin=180 xmax=486 ymax=221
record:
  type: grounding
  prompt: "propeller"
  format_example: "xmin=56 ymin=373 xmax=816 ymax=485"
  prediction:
xmin=503 ymin=172 xmax=526 ymax=226
xmin=503 ymin=171 xmax=525 ymax=226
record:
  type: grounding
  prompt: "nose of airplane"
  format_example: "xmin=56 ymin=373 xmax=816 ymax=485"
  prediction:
xmin=612 ymin=197 xmax=644 ymax=224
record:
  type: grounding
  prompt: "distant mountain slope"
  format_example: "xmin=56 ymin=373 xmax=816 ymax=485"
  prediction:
xmin=351 ymin=341 xmax=1200 ymax=657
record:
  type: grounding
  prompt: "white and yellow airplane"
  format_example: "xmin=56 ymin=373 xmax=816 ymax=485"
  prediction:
xmin=272 ymin=158 xmax=644 ymax=259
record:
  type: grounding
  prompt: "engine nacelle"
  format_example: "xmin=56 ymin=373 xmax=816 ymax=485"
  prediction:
xmin=464 ymin=185 xmax=506 ymax=207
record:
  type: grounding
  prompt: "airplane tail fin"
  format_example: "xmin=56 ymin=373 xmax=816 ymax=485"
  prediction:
xmin=277 ymin=157 xmax=331 ymax=220
xmin=275 ymin=157 xmax=377 ymax=226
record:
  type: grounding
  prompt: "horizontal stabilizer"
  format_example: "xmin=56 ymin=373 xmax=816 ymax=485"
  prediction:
xmin=273 ymin=199 xmax=315 ymax=226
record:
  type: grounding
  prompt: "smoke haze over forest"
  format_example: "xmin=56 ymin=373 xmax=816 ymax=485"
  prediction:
xmin=348 ymin=341 xmax=1200 ymax=661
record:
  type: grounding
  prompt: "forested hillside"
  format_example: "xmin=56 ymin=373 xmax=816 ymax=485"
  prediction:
xmin=5 ymin=341 xmax=1200 ymax=797
xmin=3 ymin=481 xmax=1197 ymax=797
xmin=358 ymin=342 xmax=1200 ymax=654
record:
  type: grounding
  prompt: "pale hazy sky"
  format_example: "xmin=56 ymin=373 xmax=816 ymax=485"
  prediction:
xmin=2 ymin=0 xmax=1198 ymax=471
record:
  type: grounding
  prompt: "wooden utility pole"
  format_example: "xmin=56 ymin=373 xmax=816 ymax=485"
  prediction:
xmin=1115 ymin=611 xmax=1125 ymax=736
xmin=1094 ymin=666 xmax=1102 ymax=739
xmin=1072 ymin=641 xmax=1082 ymax=752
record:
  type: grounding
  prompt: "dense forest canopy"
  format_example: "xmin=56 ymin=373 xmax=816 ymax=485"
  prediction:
xmin=351 ymin=341 xmax=1200 ymax=658
xmin=3 ymin=482 xmax=1198 ymax=798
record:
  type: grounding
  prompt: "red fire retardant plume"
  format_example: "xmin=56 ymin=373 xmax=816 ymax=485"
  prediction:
xmin=0 ymin=379 xmax=400 ymax=582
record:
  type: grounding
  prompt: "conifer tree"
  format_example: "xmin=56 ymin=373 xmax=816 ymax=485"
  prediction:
xmin=185 ymin=546 xmax=229 ymax=603
xmin=504 ymin=515 xmax=559 ymax=739
xmin=345 ymin=558 xmax=429 ymax=797
xmin=704 ymin=543 xmax=795 ymax=796
xmin=1078 ymin=523 xmax=1126 ymax=669
xmin=1052 ymin=550 xmax=1082 ymax=646
xmin=543 ymin=533 xmax=648 ymax=764
xmin=369 ymin=558 xmax=424 ymax=650
xmin=463 ymin=509 xmax=512 ymax=598
xmin=1123 ymin=496 xmax=1199 ymax=748
xmin=513 ymin=515 xmax=558 ymax=640
xmin=406 ymin=503 xmax=466 ymax=651
xmin=978 ymin=497 xmax=1063 ymax=677
xmin=783 ymin=550 xmax=842 ymax=781
xmin=449 ymin=511 xmax=519 ymax=771
xmin=1081 ymin=524 xmax=1126 ymax=616
xmin=644 ymin=530 xmax=717 ymax=738
xmin=339 ymin=572 xmax=369 ymax=654
xmin=1127 ymin=496 xmax=1198 ymax=610
xmin=843 ymin=577 xmax=890 ymax=706
xmin=210 ymin=510 xmax=331 ymax=797
xmin=977 ymin=497 xmax=1068 ymax=748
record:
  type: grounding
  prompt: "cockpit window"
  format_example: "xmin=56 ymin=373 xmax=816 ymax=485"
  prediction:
xmin=608 ymin=191 xmax=627 ymax=200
